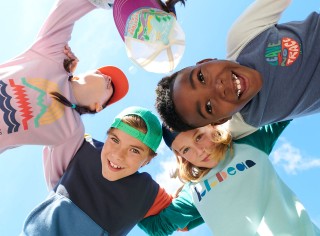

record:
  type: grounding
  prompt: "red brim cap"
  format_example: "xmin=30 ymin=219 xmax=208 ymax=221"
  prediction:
xmin=113 ymin=0 xmax=161 ymax=41
xmin=97 ymin=66 xmax=129 ymax=106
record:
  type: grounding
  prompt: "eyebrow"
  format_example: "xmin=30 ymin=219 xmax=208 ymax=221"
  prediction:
xmin=189 ymin=68 xmax=206 ymax=119
xmin=130 ymin=144 xmax=145 ymax=153
xmin=177 ymin=130 xmax=199 ymax=153
xmin=109 ymin=131 xmax=146 ymax=152
xmin=193 ymin=129 xmax=201 ymax=139
xmin=178 ymin=145 xmax=186 ymax=153
xmin=188 ymin=68 xmax=196 ymax=89
xmin=196 ymin=102 xmax=206 ymax=119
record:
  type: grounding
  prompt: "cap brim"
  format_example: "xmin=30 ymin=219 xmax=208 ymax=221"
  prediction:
xmin=98 ymin=66 xmax=129 ymax=106
xmin=113 ymin=0 xmax=162 ymax=41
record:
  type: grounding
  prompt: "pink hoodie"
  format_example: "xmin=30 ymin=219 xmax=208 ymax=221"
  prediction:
xmin=0 ymin=0 xmax=112 ymax=189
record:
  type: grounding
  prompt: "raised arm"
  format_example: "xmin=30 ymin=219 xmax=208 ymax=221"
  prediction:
xmin=227 ymin=0 xmax=292 ymax=60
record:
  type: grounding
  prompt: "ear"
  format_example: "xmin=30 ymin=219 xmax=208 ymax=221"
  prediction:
xmin=211 ymin=117 xmax=231 ymax=126
xmin=196 ymin=58 xmax=217 ymax=65
xmin=95 ymin=103 xmax=103 ymax=113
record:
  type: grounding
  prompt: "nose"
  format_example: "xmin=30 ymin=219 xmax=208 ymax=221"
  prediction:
xmin=214 ymin=79 xmax=225 ymax=98
xmin=195 ymin=146 xmax=207 ymax=159
xmin=113 ymin=147 xmax=125 ymax=161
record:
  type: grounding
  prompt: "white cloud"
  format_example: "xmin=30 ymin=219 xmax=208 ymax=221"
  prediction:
xmin=271 ymin=138 xmax=320 ymax=175
xmin=155 ymin=155 xmax=184 ymax=195
xmin=128 ymin=65 xmax=138 ymax=75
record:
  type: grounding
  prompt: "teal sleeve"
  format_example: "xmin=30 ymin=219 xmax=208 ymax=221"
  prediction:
xmin=138 ymin=185 xmax=203 ymax=235
xmin=234 ymin=120 xmax=291 ymax=155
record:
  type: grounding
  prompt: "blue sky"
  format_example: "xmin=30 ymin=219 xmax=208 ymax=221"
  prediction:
xmin=0 ymin=0 xmax=320 ymax=235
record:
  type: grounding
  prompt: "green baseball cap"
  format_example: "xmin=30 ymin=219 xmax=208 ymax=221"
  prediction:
xmin=111 ymin=106 xmax=162 ymax=152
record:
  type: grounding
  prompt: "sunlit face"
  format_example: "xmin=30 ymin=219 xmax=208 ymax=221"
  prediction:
xmin=172 ymin=60 xmax=262 ymax=127
xmin=101 ymin=128 xmax=152 ymax=181
xmin=77 ymin=70 xmax=114 ymax=109
xmin=171 ymin=125 xmax=220 ymax=169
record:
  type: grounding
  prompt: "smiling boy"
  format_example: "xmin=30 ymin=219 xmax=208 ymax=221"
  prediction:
xmin=22 ymin=106 xmax=176 ymax=235
xmin=155 ymin=0 xmax=320 ymax=138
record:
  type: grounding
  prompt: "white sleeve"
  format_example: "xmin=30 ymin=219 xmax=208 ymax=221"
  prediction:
xmin=227 ymin=0 xmax=292 ymax=60
xmin=227 ymin=112 xmax=258 ymax=139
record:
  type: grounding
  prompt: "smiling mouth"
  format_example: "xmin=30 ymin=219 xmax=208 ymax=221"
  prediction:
xmin=108 ymin=160 xmax=124 ymax=170
xmin=232 ymin=73 xmax=243 ymax=99
xmin=202 ymin=155 xmax=211 ymax=162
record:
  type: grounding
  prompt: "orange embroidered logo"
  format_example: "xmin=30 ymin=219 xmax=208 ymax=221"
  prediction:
xmin=265 ymin=37 xmax=301 ymax=66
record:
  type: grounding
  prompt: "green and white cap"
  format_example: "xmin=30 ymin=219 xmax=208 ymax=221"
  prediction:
xmin=111 ymin=106 xmax=162 ymax=152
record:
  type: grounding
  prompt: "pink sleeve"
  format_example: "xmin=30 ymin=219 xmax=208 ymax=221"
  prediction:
xmin=42 ymin=126 xmax=85 ymax=190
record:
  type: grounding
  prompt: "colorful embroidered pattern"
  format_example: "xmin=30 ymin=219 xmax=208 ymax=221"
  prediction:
xmin=9 ymin=79 xmax=33 ymax=130
xmin=125 ymin=8 xmax=174 ymax=45
xmin=0 ymin=77 xmax=65 ymax=135
xmin=0 ymin=81 xmax=20 ymax=133
xmin=25 ymin=78 xmax=65 ymax=126
xmin=265 ymin=37 xmax=301 ymax=66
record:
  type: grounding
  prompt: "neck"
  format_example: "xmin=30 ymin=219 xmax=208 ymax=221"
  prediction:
xmin=70 ymin=80 xmax=84 ymax=106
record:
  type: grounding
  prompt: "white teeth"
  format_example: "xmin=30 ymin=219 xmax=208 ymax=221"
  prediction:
xmin=232 ymin=73 xmax=242 ymax=98
xmin=109 ymin=161 xmax=123 ymax=169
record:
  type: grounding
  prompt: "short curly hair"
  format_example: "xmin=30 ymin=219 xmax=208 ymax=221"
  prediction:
xmin=155 ymin=70 xmax=196 ymax=132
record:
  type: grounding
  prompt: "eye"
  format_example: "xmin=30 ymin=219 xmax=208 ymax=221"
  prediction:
xmin=182 ymin=147 xmax=190 ymax=155
xmin=111 ymin=137 xmax=119 ymax=144
xmin=205 ymin=100 xmax=212 ymax=114
xmin=195 ymin=134 xmax=203 ymax=142
xmin=130 ymin=148 xmax=140 ymax=154
xmin=197 ymin=71 xmax=205 ymax=84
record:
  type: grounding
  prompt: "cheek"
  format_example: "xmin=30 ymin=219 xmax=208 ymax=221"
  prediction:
xmin=105 ymin=88 xmax=113 ymax=101
xmin=101 ymin=142 xmax=112 ymax=158
xmin=182 ymin=151 xmax=197 ymax=163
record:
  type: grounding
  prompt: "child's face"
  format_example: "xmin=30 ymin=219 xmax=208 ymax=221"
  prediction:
xmin=172 ymin=59 xmax=262 ymax=127
xmin=171 ymin=125 xmax=220 ymax=169
xmin=76 ymin=70 xmax=114 ymax=110
xmin=100 ymin=128 xmax=151 ymax=181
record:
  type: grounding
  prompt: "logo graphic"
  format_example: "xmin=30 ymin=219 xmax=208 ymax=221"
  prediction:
xmin=265 ymin=37 xmax=301 ymax=66
xmin=194 ymin=159 xmax=256 ymax=202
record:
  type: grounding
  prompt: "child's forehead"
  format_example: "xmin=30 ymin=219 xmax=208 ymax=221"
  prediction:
xmin=108 ymin=128 xmax=148 ymax=150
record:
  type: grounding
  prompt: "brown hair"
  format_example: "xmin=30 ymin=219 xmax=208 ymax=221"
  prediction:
xmin=157 ymin=0 xmax=186 ymax=16
xmin=172 ymin=125 xmax=233 ymax=183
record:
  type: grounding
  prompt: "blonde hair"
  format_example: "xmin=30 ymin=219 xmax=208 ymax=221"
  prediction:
xmin=108 ymin=114 xmax=156 ymax=157
xmin=172 ymin=125 xmax=233 ymax=183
